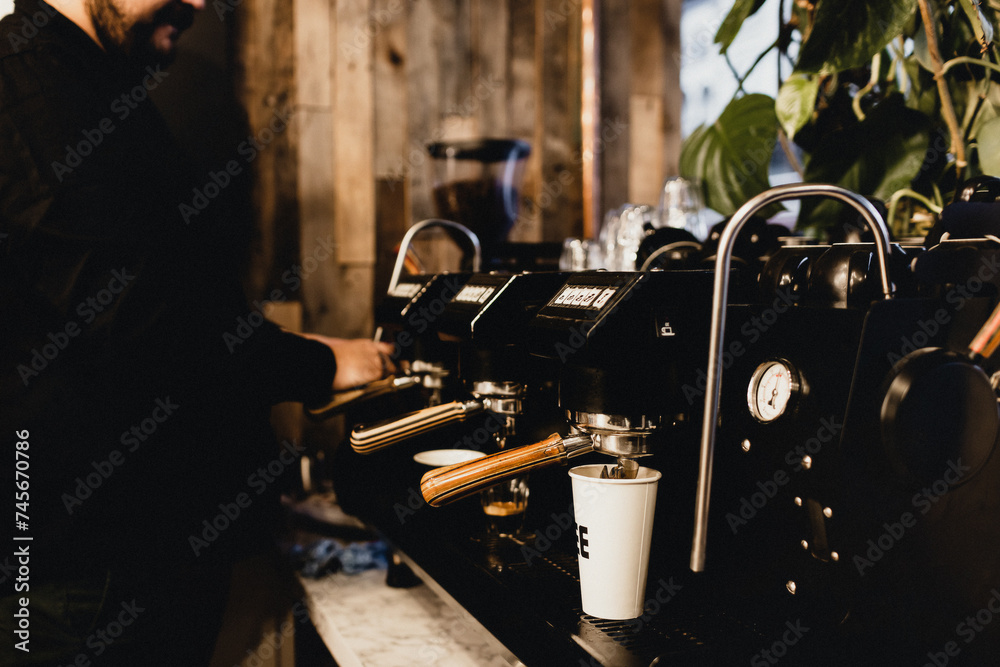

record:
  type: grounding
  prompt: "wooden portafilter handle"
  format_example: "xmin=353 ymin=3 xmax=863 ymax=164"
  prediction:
xmin=306 ymin=375 xmax=421 ymax=419
xmin=420 ymin=433 xmax=594 ymax=507
xmin=350 ymin=400 xmax=485 ymax=454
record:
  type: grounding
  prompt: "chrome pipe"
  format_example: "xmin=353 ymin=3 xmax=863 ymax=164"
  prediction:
xmin=387 ymin=219 xmax=482 ymax=292
xmin=689 ymin=183 xmax=894 ymax=572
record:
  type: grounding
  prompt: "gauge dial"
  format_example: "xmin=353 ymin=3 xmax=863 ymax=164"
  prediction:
xmin=748 ymin=360 xmax=799 ymax=423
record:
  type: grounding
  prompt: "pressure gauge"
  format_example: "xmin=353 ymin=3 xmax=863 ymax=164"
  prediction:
xmin=748 ymin=360 xmax=799 ymax=423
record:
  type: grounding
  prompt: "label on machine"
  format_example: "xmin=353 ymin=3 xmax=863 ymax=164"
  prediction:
xmin=387 ymin=282 xmax=423 ymax=299
xmin=549 ymin=285 xmax=618 ymax=310
xmin=453 ymin=284 xmax=497 ymax=304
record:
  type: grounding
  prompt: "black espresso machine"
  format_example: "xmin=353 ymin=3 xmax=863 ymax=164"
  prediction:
xmin=332 ymin=184 xmax=1000 ymax=666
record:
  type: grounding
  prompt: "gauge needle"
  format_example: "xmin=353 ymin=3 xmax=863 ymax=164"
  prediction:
xmin=768 ymin=386 xmax=778 ymax=407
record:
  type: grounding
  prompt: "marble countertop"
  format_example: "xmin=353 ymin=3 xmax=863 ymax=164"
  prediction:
xmin=292 ymin=494 xmax=522 ymax=667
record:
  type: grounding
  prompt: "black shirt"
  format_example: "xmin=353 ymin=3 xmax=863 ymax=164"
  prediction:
xmin=0 ymin=0 xmax=334 ymax=578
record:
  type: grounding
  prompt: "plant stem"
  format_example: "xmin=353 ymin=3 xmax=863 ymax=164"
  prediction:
xmin=851 ymin=53 xmax=881 ymax=121
xmin=887 ymin=188 xmax=944 ymax=238
xmin=917 ymin=0 xmax=967 ymax=175
xmin=777 ymin=128 xmax=804 ymax=179
xmin=939 ymin=55 xmax=1000 ymax=79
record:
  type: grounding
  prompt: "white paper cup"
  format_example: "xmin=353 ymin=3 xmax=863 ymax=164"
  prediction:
xmin=569 ymin=463 xmax=661 ymax=619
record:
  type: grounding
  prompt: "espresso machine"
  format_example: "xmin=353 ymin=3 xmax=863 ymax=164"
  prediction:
xmin=308 ymin=219 xmax=480 ymax=423
xmin=330 ymin=269 xmax=583 ymax=555
xmin=408 ymin=184 xmax=1000 ymax=665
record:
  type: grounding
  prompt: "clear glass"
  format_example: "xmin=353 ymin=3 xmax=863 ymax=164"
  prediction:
xmin=657 ymin=177 xmax=707 ymax=241
xmin=481 ymin=477 xmax=529 ymax=538
xmin=559 ymin=237 xmax=603 ymax=271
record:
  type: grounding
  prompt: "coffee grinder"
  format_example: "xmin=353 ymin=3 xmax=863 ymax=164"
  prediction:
xmin=427 ymin=139 xmax=531 ymax=271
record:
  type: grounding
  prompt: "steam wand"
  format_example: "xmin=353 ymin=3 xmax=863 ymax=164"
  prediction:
xmin=689 ymin=183 xmax=894 ymax=572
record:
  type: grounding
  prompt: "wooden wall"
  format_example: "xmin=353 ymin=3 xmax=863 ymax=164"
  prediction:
xmin=234 ymin=0 xmax=682 ymax=339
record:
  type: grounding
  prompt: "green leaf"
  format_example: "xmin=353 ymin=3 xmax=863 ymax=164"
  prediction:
xmin=975 ymin=116 xmax=1000 ymax=176
xmin=680 ymin=94 xmax=780 ymax=217
xmin=799 ymin=93 xmax=930 ymax=233
xmin=776 ymin=73 xmax=820 ymax=140
xmin=957 ymin=0 xmax=993 ymax=51
xmin=715 ymin=0 xmax=767 ymax=54
xmin=796 ymin=0 xmax=918 ymax=74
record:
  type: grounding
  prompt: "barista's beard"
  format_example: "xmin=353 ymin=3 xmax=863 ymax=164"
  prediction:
xmin=86 ymin=0 xmax=173 ymax=67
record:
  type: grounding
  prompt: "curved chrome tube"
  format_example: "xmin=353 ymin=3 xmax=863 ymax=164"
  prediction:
xmin=387 ymin=219 xmax=482 ymax=292
xmin=689 ymin=183 xmax=894 ymax=572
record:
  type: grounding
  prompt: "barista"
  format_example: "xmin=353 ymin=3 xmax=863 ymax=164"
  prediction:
xmin=0 ymin=0 xmax=393 ymax=663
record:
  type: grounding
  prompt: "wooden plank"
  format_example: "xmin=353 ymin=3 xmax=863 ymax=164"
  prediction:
xmin=629 ymin=0 xmax=663 ymax=206
xmin=474 ymin=0 xmax=509 ymax=136
xmin=596 ymin=0 xmax=630 ymax=224
xmin=405 ymin=0 xmax=443 ymax=222
xmin=536 ymin=0 xmax=583 ymax=242
xmin=374 ymin=177 xmax=407 ymax=300
xmin=373 ymin=0 xmax=409 ymax=177
xmin=663 ymin=0 xmax=683 ymax=177
xmin=334 ymin=0 xmax=376 ymax=266
xmin=373 ymin=0 xmax=411 ymax=303
xmin=295 ymin=0 xmax=331 ymax=107
xmin=507 ymin=0 xmax=539 ymax=242
xmin=296 ymin=107 xmax=340 ymax=333
xmin=234 ymin=0 xmax=299 ymax=300
xmin=629 ymin=93 xmax=665 ymax=205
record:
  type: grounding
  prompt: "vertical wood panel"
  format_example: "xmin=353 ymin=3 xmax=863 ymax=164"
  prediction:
xmin=474 ymin=0 xmax=509 ymax=136
xmin=536 ymin=0 xmax=583 ymax=242
xmin=663 ymin=0 xmax=683 ymax=177
xmin=405 ymin=0 xmax=443 ymax=222
xmin=334 ymin=0 xmax=376 ymax=267
xmin=629 ymin=94 xmax=664 ymax=204
xmin=374 ymin=0 xmax=411 ymax=299
xmin=630 ymin=0 xmax=663 ymax=205
xmin=598 ymin=0 xmax=631 ymax=220
xmin=236 ymin=0 xmax=298 ymax=300
xmin=507 ymin=0 xmax=539 ymax=243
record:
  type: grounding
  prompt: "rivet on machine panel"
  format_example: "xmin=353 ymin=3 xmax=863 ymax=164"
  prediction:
xmin=786 ymin=581 xmax=797 ymax=595
xmin=741 ymin=439 xmax=751 ymax=452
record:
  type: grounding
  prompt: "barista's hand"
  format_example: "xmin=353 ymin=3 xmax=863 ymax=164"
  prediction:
xmin=301 ymin=334 xmax=397 ymax=390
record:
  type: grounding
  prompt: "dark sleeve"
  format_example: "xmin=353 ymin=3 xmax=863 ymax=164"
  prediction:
xmin=248 ymin=320 xmax=337 ymax=407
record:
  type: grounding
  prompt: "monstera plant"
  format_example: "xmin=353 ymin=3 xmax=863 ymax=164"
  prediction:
xmin=680 ymin=0 xmax=1000 ymax=238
